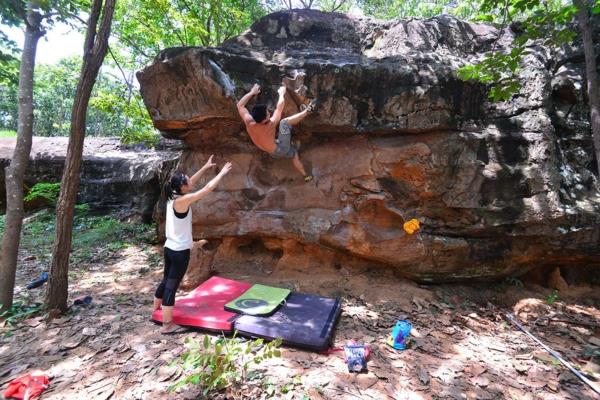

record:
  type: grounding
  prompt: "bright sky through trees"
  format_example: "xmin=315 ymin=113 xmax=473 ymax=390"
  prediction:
xmin=2 ymin=22 xmax=83 ymax=65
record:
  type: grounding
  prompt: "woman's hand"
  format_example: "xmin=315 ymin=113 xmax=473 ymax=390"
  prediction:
xmin=219 ymin=162 xmax=233 ymax=176
xmin=250 ymin=84 xmax=261 ymax=96
xmin=203 ymin=155 xmax=216 ymax=170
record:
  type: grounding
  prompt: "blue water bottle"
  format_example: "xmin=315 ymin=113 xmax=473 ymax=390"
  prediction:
xmin=387 ymin=320 xmax=412 ymax=350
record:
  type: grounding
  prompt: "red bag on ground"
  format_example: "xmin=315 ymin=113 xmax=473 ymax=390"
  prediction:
xmin=3 ymin=374 xmax=49 ymax=399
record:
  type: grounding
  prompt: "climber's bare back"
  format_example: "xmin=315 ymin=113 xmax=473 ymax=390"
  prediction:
xmin=245 ymin=120 xmax=277 ymax=154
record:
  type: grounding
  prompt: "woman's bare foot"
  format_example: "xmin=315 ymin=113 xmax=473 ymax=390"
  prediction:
xmin=160 ymin=322 xmax=185 ymax=334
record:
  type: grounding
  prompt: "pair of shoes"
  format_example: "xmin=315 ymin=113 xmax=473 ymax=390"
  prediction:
xmin=304 ymin=175 xmax=314 ymax=183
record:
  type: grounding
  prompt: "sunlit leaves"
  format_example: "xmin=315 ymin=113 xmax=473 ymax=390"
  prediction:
xmin=112 ymin=0 xmax=266 ymax=63
xmin=456 ymin=0 xmax=586 ymax=101
xmin=457 ymin=47 xmax=526 ymax=101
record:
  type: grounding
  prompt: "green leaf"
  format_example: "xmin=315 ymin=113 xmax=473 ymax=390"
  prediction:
xmin=203 ymin=335 xmax=210 ymax=349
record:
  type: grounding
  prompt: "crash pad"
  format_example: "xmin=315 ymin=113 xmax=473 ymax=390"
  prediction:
xmin=224 ymin=284 xmax=291 ymax=316
xmin=151 ymin=276 xmax=252 ymax=331
xmin=233 ymin=292 xmax=341 ymax=351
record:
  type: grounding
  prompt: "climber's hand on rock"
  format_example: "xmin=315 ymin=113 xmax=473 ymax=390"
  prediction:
xmin=250 ymin=84 xmax=260 ymax=96
xmin=278 ymin=85 xmax=286 ymax=97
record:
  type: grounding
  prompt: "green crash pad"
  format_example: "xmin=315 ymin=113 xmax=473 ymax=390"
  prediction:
xmin=225 ymin=284 xmax=291 ymax=316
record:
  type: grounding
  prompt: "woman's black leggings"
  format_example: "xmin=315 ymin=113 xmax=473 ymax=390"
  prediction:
xmin=155 ymin=247 xmax=190 ymax=306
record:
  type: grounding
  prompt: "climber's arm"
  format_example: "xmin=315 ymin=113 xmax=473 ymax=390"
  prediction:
xmin=237 ymin=84 xmax=260 ymax=125
xmin=270 ymin=85 xmax=286 ymax=124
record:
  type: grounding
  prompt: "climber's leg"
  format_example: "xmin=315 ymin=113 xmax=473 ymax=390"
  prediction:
xmin=292 ymin=151 xmax=309 ymax=178
xmin=283 ymin=110 xmax=309 ymax=126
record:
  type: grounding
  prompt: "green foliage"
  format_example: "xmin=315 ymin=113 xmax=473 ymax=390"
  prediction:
xmin=546 ymin=289 xmax=559 ymax=305
xmin=32 ymin=57 xmax=79 ymax=137
xmin=457 ymin=0 xmax=582 ymax=101
xmin=356 ymin=0 xmax=487 ymax=20
xmin=0 ymin=33 xmax=20 ymax=86
xmin=0 ymin=299 xmax=44 ymax=327
xmin=113 ymin=0 xmax=266 ymax=59
xmin=24 ymin=182 xmax=61 ymax=205
xmin=0 ymin=129 xmax=17 ymax=137
xmin=74 ymin=203 xmax=90 ymax=214
xmin=171 ymin=333 xmax=282 ymax=396
xmin=0 ymin=54 xmax=161 ymax=146
xmin=90 ymin=86 xmax=159 ymax=147
xmin=0 ymin=81 xmax=18 ymax=131
xmin=20 ymin=207 xmax=157 ymax=265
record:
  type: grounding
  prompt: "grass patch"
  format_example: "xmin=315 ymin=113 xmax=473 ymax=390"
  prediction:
xmin=5 ymin=206 xmax=158 ymax=266
xmin=0 ymin=129 xmax=17 ymax=137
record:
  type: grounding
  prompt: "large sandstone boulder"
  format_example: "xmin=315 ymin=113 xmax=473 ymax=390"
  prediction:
xmin=0 ymin=137 xmax=180 ymax=221
xmin=137 ymin=10 xmax=600 ymax=281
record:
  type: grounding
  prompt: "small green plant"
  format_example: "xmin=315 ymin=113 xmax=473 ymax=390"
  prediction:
xmin=75 ymin=203 xmax=90 ymax=214
xmin=145 ymin=250 xmax=162 ymax=268
xmin=171 ymin=333 xmax=282 ymax=397
xmin=547 ymin=289 xmax=559 ymax=305
xmin=505 ymin=276 xmax=524 ymax=287
xmin=115 ymin=294 xmax=129 ymax=304
xmin=497 ymin=276 xmax=524 ymax=292
xmin=0 ymin=300 xmax=44 ymax=326
xmin=24 ymin=182 xmax=61 ymax=205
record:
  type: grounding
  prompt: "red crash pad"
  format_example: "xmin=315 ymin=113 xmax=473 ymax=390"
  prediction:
xmin=151 ymin=276 xmax=252 ymax=332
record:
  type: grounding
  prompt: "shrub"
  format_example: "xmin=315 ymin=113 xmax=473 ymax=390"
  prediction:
xmin=171 ymin=333 xmax=282 ymax=397
xmin=24 ymin=182 xmax=61 ymax=205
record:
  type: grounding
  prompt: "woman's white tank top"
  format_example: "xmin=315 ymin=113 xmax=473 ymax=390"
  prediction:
xmin=164 ymin=199 xmax=193 ymax=251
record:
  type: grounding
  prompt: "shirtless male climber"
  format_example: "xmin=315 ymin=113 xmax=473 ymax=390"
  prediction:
xmin=236 ymin=83 xmax=316 ymax=182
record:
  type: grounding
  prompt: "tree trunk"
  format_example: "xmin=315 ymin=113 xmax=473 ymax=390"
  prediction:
xmin=0 ymin=6 xmax=44 ymax=314
xmin=45 ymin=0 xmax=116 ymax=312
xmin=573 ymin=0 xmax=600 ymax=175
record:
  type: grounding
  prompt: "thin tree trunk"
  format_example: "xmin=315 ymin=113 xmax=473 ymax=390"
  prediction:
xmin=45 ymin=0 xmax=116 ymax=312
xmin=0 ymin=5 xmax=44 ymax=313
xmin=573 ymin=0 xmax=600 ymax=175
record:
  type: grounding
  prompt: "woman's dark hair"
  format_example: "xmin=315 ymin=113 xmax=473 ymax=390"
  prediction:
xmin=251 ymin=104 xmax=268 ymax=123
xmin=164 ymin=171 xmax=188 ymax=200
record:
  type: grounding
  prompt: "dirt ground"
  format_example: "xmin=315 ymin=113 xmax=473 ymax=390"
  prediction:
xmin=1 ymin=239 xmax=599 ymax=400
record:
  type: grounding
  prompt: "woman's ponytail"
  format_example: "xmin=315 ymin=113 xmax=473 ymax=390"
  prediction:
xmin=164 ymin=171 xmax=188 ymax=200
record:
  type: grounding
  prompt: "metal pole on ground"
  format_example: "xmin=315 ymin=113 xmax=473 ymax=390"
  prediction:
xmin=505 ymin=313 xmax=600 ymax=396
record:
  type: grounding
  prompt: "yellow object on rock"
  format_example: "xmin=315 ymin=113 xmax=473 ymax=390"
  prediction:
xmin=403 ymin=219 xmax=420 ymax=235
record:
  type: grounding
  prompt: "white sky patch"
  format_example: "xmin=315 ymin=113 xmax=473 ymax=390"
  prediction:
xmin=2 ymin=22 xmax=84 ymax=65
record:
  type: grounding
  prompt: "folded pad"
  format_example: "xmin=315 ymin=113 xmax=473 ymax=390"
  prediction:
xmin=152 ymin=276 xmax=252 ymax=332
xmin=233 ymin=292 xmax=341 ymax=351
xmin=224 ymin=284 xmax=290 ymax=316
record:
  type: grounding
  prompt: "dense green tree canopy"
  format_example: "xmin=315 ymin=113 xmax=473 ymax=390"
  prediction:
xmin=1 ymin=0 xmax=598 ymax=144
